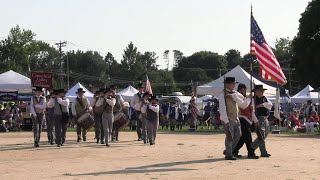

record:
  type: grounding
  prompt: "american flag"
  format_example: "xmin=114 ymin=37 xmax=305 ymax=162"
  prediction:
xmin=190 ymin=88 xmax=197 ymax=119
xmin=144 ymin=75 xmax=153 ymax=95
xmin=251 ymin=14 xmax=287 ymax=85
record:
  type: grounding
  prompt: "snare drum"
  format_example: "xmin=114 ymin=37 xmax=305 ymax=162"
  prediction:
xmin=113 ymin=112 xmax=129 ymax=129
xmin=77 ymin=113 xmax=95 ymax=130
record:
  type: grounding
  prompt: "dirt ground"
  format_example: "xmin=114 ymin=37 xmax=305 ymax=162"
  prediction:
xmin=0 ymin=131 xmax=319 ymax=180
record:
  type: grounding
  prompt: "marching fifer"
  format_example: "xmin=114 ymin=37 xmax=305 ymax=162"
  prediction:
xmin=30 ymin=87 xmax=46 ymax=147
xmin=141 ymin=95 xmax=160 ymax=145
xmin=131 ymin=83 xmax=145 ymax=141
xmin=92 ymin=88 xmax=105 ymax=144
xmin=140 ymin=92 xmax=151 ymax=144
xmin=98 ymin=88 xmax=116 ymax=146
xmin=47 ymin=89 xmax=70 ymax=147
xmin=252 ymin=85 xmax=272 ymax=157
xmin=72 ymin=88 xmax=92 ymax=142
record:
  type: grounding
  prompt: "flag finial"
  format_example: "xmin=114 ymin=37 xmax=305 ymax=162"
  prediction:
xmin=251 ymin=5 xmax=253 ymax=15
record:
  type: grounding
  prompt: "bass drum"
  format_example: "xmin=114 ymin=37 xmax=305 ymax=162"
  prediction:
xmin=77 ymin=113 xmax=95 ymax=130
xmin=113 ymin=112 xmax=129 ymax=129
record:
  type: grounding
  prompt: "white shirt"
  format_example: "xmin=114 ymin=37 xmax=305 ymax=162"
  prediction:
xmin=232 ymin=93 xmax=258 ymax=124
xmin=47 ymin=97 xmax=70 ymax=109
xmin=141 ymin=104 xmax=160 ymax=114
xmin=30 ymin=96 xmax=47 ymax=117
xmin=131 ymin=92 xmax=143 ymax=111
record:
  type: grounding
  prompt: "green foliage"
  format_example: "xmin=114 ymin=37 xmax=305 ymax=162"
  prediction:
xmin=225 ymin=49 xmax=242 ymax=69
xmin=292 ymin=0 xmax=320 ymax=88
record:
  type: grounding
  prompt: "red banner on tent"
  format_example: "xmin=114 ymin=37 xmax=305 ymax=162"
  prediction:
xmin=31 ymin=72 xmax=53 ymax=89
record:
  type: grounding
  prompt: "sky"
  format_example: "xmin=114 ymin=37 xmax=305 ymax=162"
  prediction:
xmin=0 ymin=0 xmax=311 ymax=69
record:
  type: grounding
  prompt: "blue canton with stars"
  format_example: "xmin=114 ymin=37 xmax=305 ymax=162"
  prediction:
xmin=251 ymin=15 xmax=266 ymax=46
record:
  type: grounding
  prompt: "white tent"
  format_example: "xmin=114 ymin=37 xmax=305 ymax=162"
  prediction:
xmin=197 ymin=95 xmax=213 ymax=103
xmin=291 ymin=85 xmax=319 ymax=103
xmin=118 ymin=85 xmax=139 ymax=102
xmin=197 ymin=65 xmax=276 ymax=97
xmin=0 ymin=70 xmax=32 ymax=94
xmin=66 ymin=82 xmax=95 ymax=103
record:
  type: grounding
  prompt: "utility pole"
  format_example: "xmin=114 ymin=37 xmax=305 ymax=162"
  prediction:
xmin=55 ymin=41 xmax=67 ymax=89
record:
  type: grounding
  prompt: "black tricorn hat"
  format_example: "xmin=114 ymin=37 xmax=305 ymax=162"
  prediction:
xmin=110 ymin=84 xmax=118 ymax=90
xmin=76 ymin=88 xmax=86 ymax=94
xmin=104 ymin=87 xmax=114 ymax=93
xmin=150 ymin=95 xmax=158 ymax=101
xmin=224 ymin=77 xmax=238 ymax=84
xmin=143 ymin=92 xmax=151 ymax=98
xmin=237 ymin=83 xmax=247 ymax=91
xmin=33 ymin=87 xmax=43 ymax=92
xmin=58 ymin=88 xmax=67 ymax=94
xmin=252 ymin=85 xmax=267 ymax=92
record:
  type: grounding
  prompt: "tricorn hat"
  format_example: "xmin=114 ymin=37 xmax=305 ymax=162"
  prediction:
xmin=224 ymin=77 xmax=238 ymax=84
xmin=252 ymin=85 xmax=267 ymax=92
xmin=110 ymin=84 xmax=118 ymax=90
xmin=104 ymin=87 xmax=114 ymax=93
xmin=150 ymin=95 xmax=158 ymax=101
xmin=33 ymin=87 xmax=43 ymax=92
xmin=76 ymin=88 xmax=86 ymax=94
xmin=58 ymin=88 xmax=67 ymax=94
xmin=143 ymin=92 xmax=151 ymax=98
xmin=237 ymin=83 xmax=247 ymax=91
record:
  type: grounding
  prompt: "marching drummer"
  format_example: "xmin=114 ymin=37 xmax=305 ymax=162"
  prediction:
xmin=93 ymin=88 xmax=106 ymax=144
xmin=72 ymin=88 xmax=92 ymax=142
xmin=141 ymin=95 xmax=160 ymax=145
xmin=140 ymin=92 xmax=151 ymax=144
xmin=110 ymin=84 xmax=124 ymax=142
xmin=99 ymin=88 xmax=116 ymax=146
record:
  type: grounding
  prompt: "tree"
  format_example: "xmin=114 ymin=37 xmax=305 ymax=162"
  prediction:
xmin=175 ymin=51 xmax=227 ymax=80
xmin=121 ymin=42 xmax=138 ymax=70
xmin=0 ymin=25 xmax=37 ymax=74
xmin=173 ymin=50 xmax=184 ymax=67
xmin=292 ymin=0 xmax=320 ymax=88
xmin=225 ymin=49 xmax=242 ymax=69
xmin=138 ymin=51 xmax=158 ymax=72
xmin=163 ymin=50 xmax=170 ymax=70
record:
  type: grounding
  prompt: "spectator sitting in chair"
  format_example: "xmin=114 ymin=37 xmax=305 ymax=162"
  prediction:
xmin=289 ymin=110 xmax=299 ymax=128
xmin=305 ymin=110 xmax=319 ymax=132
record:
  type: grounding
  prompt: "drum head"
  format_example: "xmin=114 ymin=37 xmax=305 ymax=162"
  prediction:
xmin=78 ymin=113 xmax=90 ymax=121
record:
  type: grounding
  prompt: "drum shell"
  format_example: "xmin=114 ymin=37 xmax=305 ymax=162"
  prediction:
xmin=113 ymin=112 xmax=129 ymax=129
xmin=78 ymin=113 xmax=95 ymax=130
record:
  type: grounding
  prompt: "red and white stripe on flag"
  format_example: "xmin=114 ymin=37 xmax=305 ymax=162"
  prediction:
xmin=145 ymin=75 xmax=153 ymax=95
xmin=190 ymin=90 xmax=197 ymax=119
xmin=259 ymin=67 xmax=272 ymax=81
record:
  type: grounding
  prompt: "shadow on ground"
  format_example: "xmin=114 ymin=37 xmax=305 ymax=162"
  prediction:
xmin=67 ymin=158 xmax=225 ymax=176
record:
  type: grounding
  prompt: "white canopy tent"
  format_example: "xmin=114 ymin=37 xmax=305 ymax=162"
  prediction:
xmin=118 ymin=85 xmax=139 ymax=102
xmin=0 ymin=70 xmax=32 ymax=94
xmin=66 ymin=82 xmax=95 ymax=103
xmin=291 ymin=85 xmax=319 ymax=104
xmin=197 ymin=65 xmax=277 ymax=97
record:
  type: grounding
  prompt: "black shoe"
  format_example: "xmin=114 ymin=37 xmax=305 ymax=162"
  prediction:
xmin=83 ymin=137 xmax=86 ymax=142
xmin=234 ymin=154 xmax=242 ymax=158
xmin=61 ymin=143 xmax=64 ymax=146
xmin=106 ymin=144 xmax=110 ymax=147
xmin=248 ymin=155 xmax=260 ymax=159
xmin=97 ymin=139 xmax=100 ymax=144
xmin=50 ymin=141 xmax=54 ymax=145
xmin=138 ymin=138 xmax=142 ymax=141
xmin=34 ymin=142 xmax=39 ymax=147
xmin=261 ymin=154 xmax=271 ymax=157
xmin=77 ymin=137 xmax=81 ymax=142
xmin=57 ymin=144 xmax=61 ymax=147
xmin=150 ymin=142 xmax=155 ymax=145
xmin=223 ymin=150 xmax=226 ymax=155
xmin=225 ymin=156 xmax=237 ymax=160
